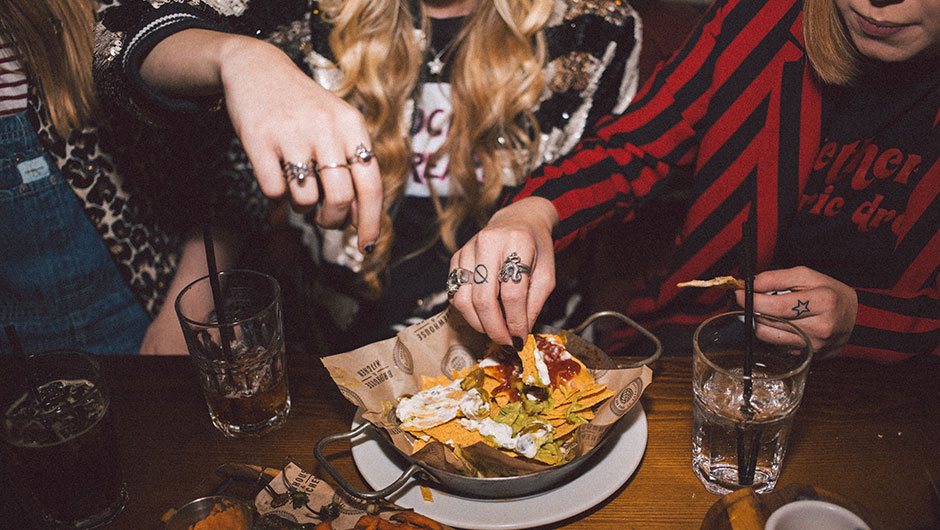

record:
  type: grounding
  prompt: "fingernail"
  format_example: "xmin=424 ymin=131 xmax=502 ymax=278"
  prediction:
xmin=512 ymin=336 xmax=524 ymax=350
xmin=364 ymin=243 xmax=375 ymax=254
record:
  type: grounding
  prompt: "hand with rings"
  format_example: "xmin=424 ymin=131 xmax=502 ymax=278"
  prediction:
xmin=447 ymin=197 xmax=560 ymax=347
xmin=141 ymin=30 xmax=385 ymax=252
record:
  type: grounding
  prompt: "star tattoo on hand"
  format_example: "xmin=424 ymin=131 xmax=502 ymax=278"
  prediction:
xmin=792 ymin=299 xmax=810 ymax=317
xmin=473 ymin=264 xmax=488 ymax=284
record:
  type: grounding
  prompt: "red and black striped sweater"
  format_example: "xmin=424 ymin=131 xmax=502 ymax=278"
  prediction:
xmin=514 ymin=0 xmax=940 ymax=362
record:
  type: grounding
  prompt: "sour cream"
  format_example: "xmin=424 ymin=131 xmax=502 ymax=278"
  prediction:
xmin=457 ymin=418 xmax=554 ymax=459
xmin=458 ymin=388 xmax=490 ymax=420
xmin=396 ymin=380 xmax=465 ymax=429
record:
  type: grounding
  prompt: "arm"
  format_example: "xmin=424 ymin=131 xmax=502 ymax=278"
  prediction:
xmin=98 ymin=0 xmax=381 ymax=250
xmin=140 ymin=228 xmax=240 ymax=355
xmin=450 ymin=0 xmax=742 ymax=342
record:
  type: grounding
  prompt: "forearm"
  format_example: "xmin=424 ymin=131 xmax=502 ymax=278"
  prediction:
xmin=165 ymin=227 xmax=242 ymax=309
xmin=140 ymin=28 xmax=256 ymax=100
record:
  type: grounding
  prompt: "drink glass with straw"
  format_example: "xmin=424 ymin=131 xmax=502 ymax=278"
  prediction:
xmin=690 ymin=208 xmax=813 ymax=495
xmin=691 ymin=310 xmax=812 ymax=495
xmin=174 ymin=227 xmax=291 ymax=437
xmin=0 ymin=326 xmax=128 ymax=528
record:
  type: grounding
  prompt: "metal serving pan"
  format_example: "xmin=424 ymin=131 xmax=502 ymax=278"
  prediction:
xmin=315 ymin=311 xmax=661 ymax=501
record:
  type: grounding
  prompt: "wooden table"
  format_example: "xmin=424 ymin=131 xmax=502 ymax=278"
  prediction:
xmin=3 ymin=354 xmax=939 ymax=529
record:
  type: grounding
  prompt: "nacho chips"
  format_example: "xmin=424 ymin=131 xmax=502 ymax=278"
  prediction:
xmin=395 ymin=333 xmax=611 ymax=467
xmin=676 ymin=275 xmax=744 ymax=289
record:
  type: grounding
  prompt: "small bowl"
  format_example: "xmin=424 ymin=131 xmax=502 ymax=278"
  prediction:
xmin=764 ymin=500 xmax=871 ymax=530
xmin=164 ymin=495 xmax=254 ymax=530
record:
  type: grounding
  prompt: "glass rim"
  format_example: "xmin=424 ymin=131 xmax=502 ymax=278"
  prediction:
xmin=21 ymin=349 xmax=100 ymax=373
xmin=174 ymin=268 xmax=281 ymax=329
xmin=2 ymin=350 xmax=104 ymax=421
xmin=692 ymin=310 xmax=814 ymax=380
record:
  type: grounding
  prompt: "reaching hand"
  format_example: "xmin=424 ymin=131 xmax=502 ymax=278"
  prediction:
xmin=218 ymin=38 xmax=381 ymax=242
xmin=739 ymin=266 xmax=858 ymax=359
xmin=140 ymin=30 xmax=383 ymax=253
xmin=448 ymin=197 xmax=559 ymax=347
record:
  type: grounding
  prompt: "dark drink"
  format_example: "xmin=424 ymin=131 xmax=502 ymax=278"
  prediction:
xmin=1 ymin=355 xmax=127 ymax=529
xmin=196 ymin=337 xmax=291 ymax=436
xmin=177 ymin=270 xmax=291 ymax=437
xmin=205 ymin=374 xmax=289 ymax=430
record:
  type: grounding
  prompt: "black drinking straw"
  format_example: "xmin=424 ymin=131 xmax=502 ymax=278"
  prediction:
xmin=5 ymin=324 xmax=24 ymax=357
xmin=5 ymin=325 xmax=43 ymax=405
xmin=203 ymin=225 xmax=234 ymax=361
xmin=742 ymin=214 xmax=756 ymax=403
xmin=737 ymin=206 xmax=760 ymax=485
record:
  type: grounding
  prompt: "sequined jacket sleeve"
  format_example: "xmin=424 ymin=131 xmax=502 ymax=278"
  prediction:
xmin=95 ymin=0 xmax=312 ymax=126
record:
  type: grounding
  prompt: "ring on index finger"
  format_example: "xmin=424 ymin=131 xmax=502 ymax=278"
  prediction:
xmin=282 ymin=160 xmax=315 ymax=185
xmin=349 ymin=143 xmax=376 ymax=165
xmin=498 ymin=252 xmax=532 ymax=283
xmin=447 ymin=267 xmax=473 ymax=298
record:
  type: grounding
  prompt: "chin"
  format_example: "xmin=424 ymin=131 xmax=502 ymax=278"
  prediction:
xmin=853 ymin=38 xmax=932 ymax=63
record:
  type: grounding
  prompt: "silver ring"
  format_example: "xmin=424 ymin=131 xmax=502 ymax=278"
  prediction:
xmin=282 ymin=160 xmax=314 ymax=184
xmin=498 ymin=252 xmax=532 ymax=283
xmin=350 ymin=143 xmax=375 ymax=165
xmin=446 ymin=267 xmax=473 ymax=296
xmin=316 ymin=162 xmax=350 ymax=172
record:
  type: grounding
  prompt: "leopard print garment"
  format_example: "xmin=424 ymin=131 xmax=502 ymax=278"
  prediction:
xmin=26 ymin=85 xmax=181 ymax=318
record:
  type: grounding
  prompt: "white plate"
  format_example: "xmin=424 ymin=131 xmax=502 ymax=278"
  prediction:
xmin=349 ymin=404 xmax=647 ymax=530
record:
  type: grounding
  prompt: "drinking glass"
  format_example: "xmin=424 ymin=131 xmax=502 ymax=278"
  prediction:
xmin=0 ymin=350 xmax=127 ymax=528
xmin=175 ymin=269 xmax=290 ymax=437
xmin=692 ymin=311 xmax=813 ymax=495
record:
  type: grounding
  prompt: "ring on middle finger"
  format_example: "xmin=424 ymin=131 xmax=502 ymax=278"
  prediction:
xmin=282 ymin=160 xmax=315 ymax=184
xmin=498 ymin=252 xmax=532 ymax=283
xmin=316 ymin=162 xmax=350 ymax=173
xmin=447 ymin=267 xmax=473 ymax=296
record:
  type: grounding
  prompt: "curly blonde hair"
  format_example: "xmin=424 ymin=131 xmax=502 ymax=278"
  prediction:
xmin=320 ymin=0 xmax=553 ymax=298
xmin=0 ymin=0 xmax=97 ymax=136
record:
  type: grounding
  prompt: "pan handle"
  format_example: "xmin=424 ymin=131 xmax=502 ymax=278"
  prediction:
xmin=314 ymin=421 xmax=429 ymax=501
xmin=569 ymin=310 xmax=662 ymax=368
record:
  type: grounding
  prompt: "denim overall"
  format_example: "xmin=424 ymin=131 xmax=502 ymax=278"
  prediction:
xmin=0 ymin=112 xmax=149 ymax=354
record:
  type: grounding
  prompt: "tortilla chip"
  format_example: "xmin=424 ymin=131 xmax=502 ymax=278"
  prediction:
xmin=554 ymin=354 xmax=595 ymax=393
xmin=422 ymin=374 xmax=453 ymax=390
xmin=676 ymin=275 xmax=744 ymax=289
xmin=545 ymin=387 xmax=612 ymax=418
xmin=422 ymin=418 xmax=487 ymax=449
xmin=518 ymin=335 xmax=546 ymax=387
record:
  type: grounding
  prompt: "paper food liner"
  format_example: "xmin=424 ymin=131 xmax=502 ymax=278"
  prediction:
xmin=254 ymin=462 xmax=455 ymax=529
xmin=321 ymin=308 xmax=653 ymax=477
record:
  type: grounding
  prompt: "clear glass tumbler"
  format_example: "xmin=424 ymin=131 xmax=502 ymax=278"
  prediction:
xmin=175 ymin=269 xmax=291 ymax=437
xmin=692 ymin=311 xmax=813 ymax=495
xmin=0 ymin=350 xmax=128 ymax=528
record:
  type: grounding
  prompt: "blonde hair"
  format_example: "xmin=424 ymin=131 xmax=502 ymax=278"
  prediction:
xmin=0 ymin=0 xmax=97 ymax=136
xmin=803 ymin=0 xmax=860 ymax=85
xmin=321 ymin=0 xmax=553 ymax=297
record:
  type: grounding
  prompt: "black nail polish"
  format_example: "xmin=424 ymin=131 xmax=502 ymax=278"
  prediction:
xmin=364 ymin=244 xmax=375 ymax=254
xmin=512 ymin=336 xmax=524 ymax=350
